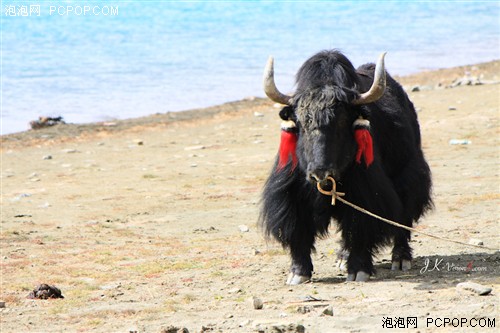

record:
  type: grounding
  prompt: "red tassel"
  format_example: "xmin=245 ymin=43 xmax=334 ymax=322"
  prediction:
xmin=277 ymin=130 xmax=298 ymax=171
xmin=354 ymin=128 xmax=374 ymax=167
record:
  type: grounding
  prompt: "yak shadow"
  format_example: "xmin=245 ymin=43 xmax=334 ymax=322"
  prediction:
xmin=313 ymin=252 xmax=499 ymax=290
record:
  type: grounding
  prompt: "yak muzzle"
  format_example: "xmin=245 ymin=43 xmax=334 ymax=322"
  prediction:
xmin=307 ymin=168 xmax=336 ymax=185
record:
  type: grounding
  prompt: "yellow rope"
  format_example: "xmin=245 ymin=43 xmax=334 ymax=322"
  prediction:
xmin=317 ymin=177 xmax=499 ymax=251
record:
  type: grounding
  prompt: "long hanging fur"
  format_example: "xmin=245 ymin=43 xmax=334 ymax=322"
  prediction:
xmin=260 ymin=50 xmax=433 ymax=279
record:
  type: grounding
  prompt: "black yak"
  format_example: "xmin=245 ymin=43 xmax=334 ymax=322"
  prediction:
xmin=260 ymin=50 xmax=432 ymax=283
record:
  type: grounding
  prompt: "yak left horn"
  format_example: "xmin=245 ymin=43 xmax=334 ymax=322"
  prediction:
xmin=352 ymin=52 xmax=387 ymax=105
xmin=263 ymin=56 xmax=293 ymax=106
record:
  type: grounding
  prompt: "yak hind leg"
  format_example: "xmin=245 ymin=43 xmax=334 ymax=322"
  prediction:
xmin=335 ymin=247 xmax=349 ymax=271
xmin=391 ymin=229 xmax=412 ymax=271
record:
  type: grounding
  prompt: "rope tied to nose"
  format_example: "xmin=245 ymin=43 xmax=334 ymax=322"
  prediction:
xmin=317 ymin=176 xmax=499 ymax=251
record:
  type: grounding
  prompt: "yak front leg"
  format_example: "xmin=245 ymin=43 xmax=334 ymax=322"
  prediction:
xmin=286 ymin=226 xmax=315 ymax=285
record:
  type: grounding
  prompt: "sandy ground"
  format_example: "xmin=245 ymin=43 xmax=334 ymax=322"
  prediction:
xmin=1 ymin=61 xmax=499 ymax=333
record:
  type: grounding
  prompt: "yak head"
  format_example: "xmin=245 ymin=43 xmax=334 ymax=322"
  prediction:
xmin=263 ymin=50 xmax=386 ymax=184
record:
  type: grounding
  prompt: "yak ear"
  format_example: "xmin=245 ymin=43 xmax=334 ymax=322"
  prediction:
xmin=279 ymin=106 xmax=295 ymax=121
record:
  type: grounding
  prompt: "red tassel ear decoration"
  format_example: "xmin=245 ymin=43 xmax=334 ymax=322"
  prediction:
xmin=277 ymin=120 xmax=298 ymax=171
xmin=353 ymin=117 xmax=374 ymax=167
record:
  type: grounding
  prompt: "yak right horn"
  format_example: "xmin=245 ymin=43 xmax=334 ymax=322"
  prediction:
xmin=352 ymin=52 xmax=387 ymax=105
xmin=263 ymin=56 xmax=292 ymax=105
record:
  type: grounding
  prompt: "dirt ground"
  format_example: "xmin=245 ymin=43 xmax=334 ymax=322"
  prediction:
xmin=1 ymin=61 xmax=499 ymax=332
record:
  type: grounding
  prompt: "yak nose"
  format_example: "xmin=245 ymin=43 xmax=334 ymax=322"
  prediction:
xmin=307 ymin=169 xmax=332 ymax=183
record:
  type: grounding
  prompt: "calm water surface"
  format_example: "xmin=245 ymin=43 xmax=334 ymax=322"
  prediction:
xmin=2 ymin=0 xmax=499 ymax=134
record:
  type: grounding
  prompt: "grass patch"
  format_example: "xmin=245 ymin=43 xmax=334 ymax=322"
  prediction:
xmin=133 ymin=259 xmax=204 ymax=276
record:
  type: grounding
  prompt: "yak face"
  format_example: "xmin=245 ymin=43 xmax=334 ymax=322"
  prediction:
xmin=264 ymin=50 xmax=387 ymax=184
xmin=291 ymin=86 xmax=359 ymax=183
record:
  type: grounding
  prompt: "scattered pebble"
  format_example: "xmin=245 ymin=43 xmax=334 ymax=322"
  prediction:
xmin=449 ymin=139 xmax=471 ymax=145
xmin=322 ymin=305 xmax=334 ymax=316
xmin=42 ymin=155 xmax=52 ymax=160
xmin=449 ymin=76 xmax=483 ymax=87
xmin=448 ymin=106 xmax=457 ymax=110
xmin=411 ymin=85 xmax=420 ymax=92
xmin=11 ymin=193 xmax=31 ymax=202
xmin=190 ymin=163 xmax=198 ymax=168
xmin=239 ymin=319 xmax=251 ymax=327
xmin=61 ymin=149 xmax=78 ymax=154
xmin=254 ymin=112 xmax=264 ymax=117
xmin=160 ymin=326 xmax=189 ymax=333
xmin=456 ymin=282 xmax=492 ymax=296
xmin=238 ymin=225 xmax=250 ymax=233
xmin=253 ymin=297 xmax=264 ymax=310
xmin=133 ymin=139 xmax=144 ymax=146
xmin=228 ymin=287 xmax=241 ymax=294
xmin=184 ymin=145 xmax=205 ymax=151
xmin=0 ymin=301 xmax=5 ymax=308
xmin=468 ymin=238 xmax=484 ymax=246
xmin=296 ymin=305 xmax=312 ymax=314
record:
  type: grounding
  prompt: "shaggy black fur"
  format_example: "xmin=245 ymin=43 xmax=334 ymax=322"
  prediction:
xmin=260 ymin=50 xmax=433 ymax=279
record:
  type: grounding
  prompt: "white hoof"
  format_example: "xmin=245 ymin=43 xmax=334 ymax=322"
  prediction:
xmin=336 ymin=250 xmax=349 ymax=271
xmin=402 ymin=259 xmax=412 ymax=271
xmin=286 ymin=273 xmax=310 ymax=285
xmin=391 ymin=259 xmax=412 ymax=271
xmin=346 ymin=271 xmax=370 ymax=282
xmin=355 ymin=271 xmax=370 ymax=282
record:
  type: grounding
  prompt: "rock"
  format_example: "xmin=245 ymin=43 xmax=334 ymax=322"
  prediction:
xmin=184 ymin=145 xmax=205 ymax=151
xmin=254 ymin=112 xmax=264 ymax=117
xmin=228 ymin=287 xmax=241 ymax=294
xmin=61 ymin=149 xmax=78 ymax=154
xmin=448 ymin=106 xmax=457 ymax=110
xmin=457 ymin=282 xmax=492 ymax=296
xmin=253 ymin=297 xmax=264 ymax=310
xmin=200 ymin=325 xmax=216 ymax=332
xmin=322 ymin=305 xmax=334 ymax=316
xmin=296 ymin=305 xmax=312 ymax=314
xmin=468 ymin=238 xmax=484 ymax=246
xmin=295 ymin=324 xmax=306 ymax=333
xmin=449 ymin=139 xmax=471 ymax=145
xmin=27 ymin=284 xmax=64 ymax=299
xmin=411 ymin=85 xmax=420 ymax=92
xmin=43 ymin=155 xmax=52 ymax=160
xmin=133 ymin=139 xmax=144 ymax=146
xmin=160 ymin=326 xmax=189 ymax=333
xmin=238 ymin=225 xmax=249 ymax=233
xmin=449 ymin=75 xmax=482 ymax=88
xmin=0 ymin=301 xmax=5 ymax=308
xmin=239 ymin=319 xmax=251 ymax=327
xmin=30 ymin=116 xmax=65 ymax=129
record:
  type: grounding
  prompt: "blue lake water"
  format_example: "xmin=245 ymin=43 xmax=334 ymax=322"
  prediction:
xmin=2 ymin=0 xmax=499 ymax=134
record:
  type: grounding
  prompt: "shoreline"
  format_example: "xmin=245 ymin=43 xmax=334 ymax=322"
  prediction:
xmin=2 ymin=59 xmax=498 ymax=147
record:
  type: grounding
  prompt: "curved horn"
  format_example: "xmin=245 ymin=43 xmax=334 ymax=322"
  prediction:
xmin=352 ymin=52 xmax=387 ymax=105
xmin=263 ymin=56 xmax=292 ymax=105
